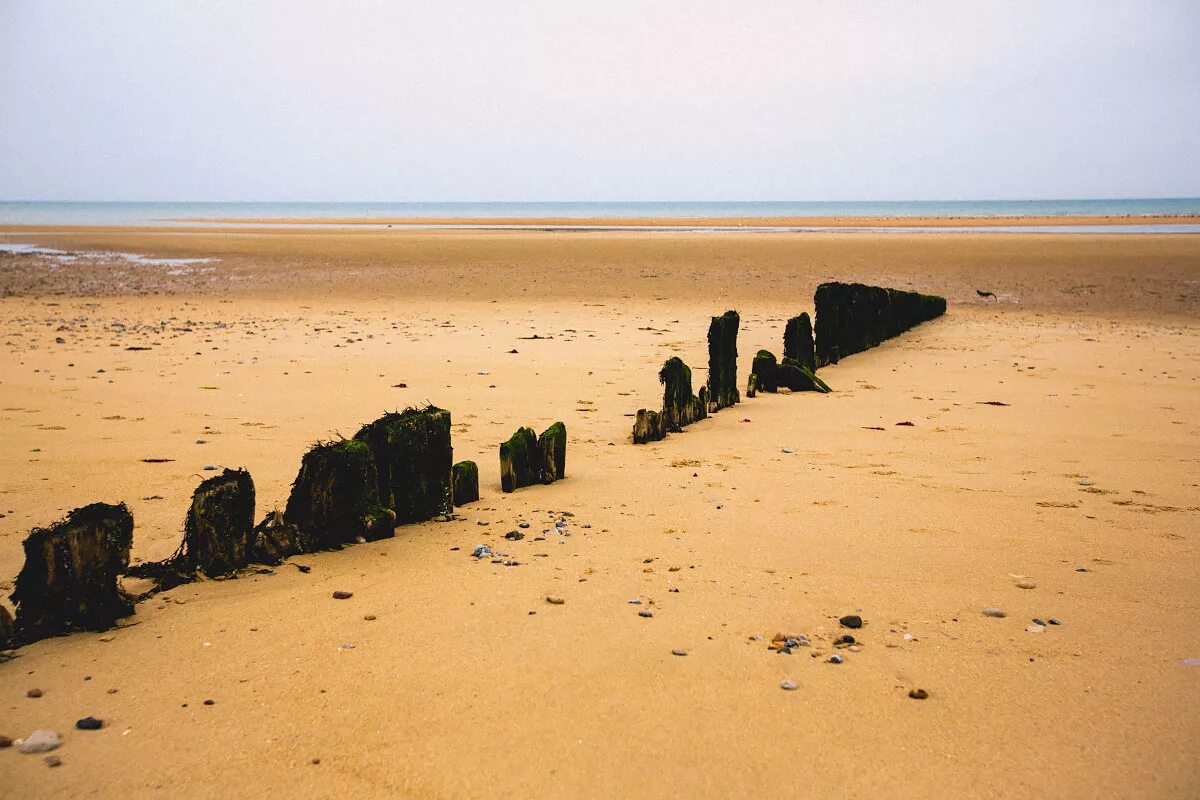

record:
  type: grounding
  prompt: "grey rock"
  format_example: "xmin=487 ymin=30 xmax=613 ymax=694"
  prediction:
xmin=982 ymin=607 xmax=1006 ymax=618
xmin=780 ymin=679 xmax=799 ymax=690
xmin=19 ymin=730 xmax=60 ymax=754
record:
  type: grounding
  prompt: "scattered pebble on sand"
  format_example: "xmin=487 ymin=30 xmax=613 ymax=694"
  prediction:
xmin=982 ymin=608 xmax=1006 ymax=618
xmin=780 ymin=680 xmax=798 ymax=690
xmin=909 ymin=689 xmax=930 ymax=700
xmin=44 ymin=755 xmax=62 ymax=767
xmin=75 ymin=717 xmax=103 ymax=730
xmin=26 ymin=688 xmax=43 ymax=698
xmin=18 ymin=729 xmax=60 ymax=754
xmin=638 ymin=610 xmax=653 ymax=618
xmin=331 ymin=591 xmax=353 ymax=600
xmin=839 ymin=614 xmax=863 ymax=629
xmin=1015 ymin=580 xmax=1037 ymax=589
xmin=671 ymin=649 xmax=687 ymax=656
xmin=828 ymin=654 xmax=844 ymax=664
xmin=545 ymin=596 xmax=565 ymax=605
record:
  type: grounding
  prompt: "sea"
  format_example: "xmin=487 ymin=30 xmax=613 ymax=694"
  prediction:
xmin=0 ymin=199 xmax=1197 ymax=226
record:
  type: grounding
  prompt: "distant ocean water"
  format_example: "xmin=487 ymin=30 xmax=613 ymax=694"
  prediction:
xmin=1 ymin=199 xmax=1199 ymax=226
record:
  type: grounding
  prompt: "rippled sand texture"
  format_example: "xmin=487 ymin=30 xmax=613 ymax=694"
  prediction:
xmin=0 ymin=227 xmax=1197 ymax=798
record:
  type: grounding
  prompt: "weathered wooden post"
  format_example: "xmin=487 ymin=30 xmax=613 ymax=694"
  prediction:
xmin=751 ymin=350 xmax=779 ymax=393
xmin=632 ymin=408 xmax=665 ymax=444
xmin=660 ymin=356 xmax=706 ymax=430
xmin=815 ymin=282 xmax=945 ymax=365
xmin=452 ymin=461 xmax=480 ymax=506
xmin=252 ymin=509 xmax=302 ymax=564
xmin=783 ymin=312 xmax=816 ymax=372
xmin=180 ymin=469 xmax=256 ymax=577
xmin=11 ymin=503 xmax=135 ymax=641
xmin=500 ymin=427 xmax=540 ymax=492
xmin=706 ymin=310 xmax=740 ymax=412
xmin=283 ymin=439 xmax=396 ymax=547
xmin=354 ymin=407 xmax=453 ymax=524
xmin=538 ymin=422 xmax=567 ymax=483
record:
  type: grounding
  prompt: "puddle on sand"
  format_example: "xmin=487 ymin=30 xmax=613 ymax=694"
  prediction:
xmin=0 ymin=242 xmax=217 ymax=267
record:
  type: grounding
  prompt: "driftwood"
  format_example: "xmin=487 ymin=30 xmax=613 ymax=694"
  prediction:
xmin=284 ymin=439 xmax=396 ymax=547
xmin=11 ymin=503 xmax=135 ymax=642
xmin=452 ymin=461 xmax=480 ymax=506
xmin=814 ymin=282 xmax=946 ymax=366
xmin=500 ymin=423 xmax=567 ymax=492
xmin=707 ymin=310 xmax=740 ymax=412
xmin=354 ymin=407 xmax=453 ymax=524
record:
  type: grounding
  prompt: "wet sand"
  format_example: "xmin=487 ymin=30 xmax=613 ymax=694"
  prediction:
xmin=0 ymin=227 xmax=1197 ymax=798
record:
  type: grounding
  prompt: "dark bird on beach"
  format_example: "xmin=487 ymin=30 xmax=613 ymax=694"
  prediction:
xmin=976 ymin=289 xmax=997 ymax=300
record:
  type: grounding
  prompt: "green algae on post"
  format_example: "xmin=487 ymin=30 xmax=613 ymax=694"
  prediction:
xmin=452 ymin=460 xmax=480 ymax=506
xmin=182 ymin=468 xmax=256 ymax=577
xmin=751 ymin=350 xmax=779 ymax=393
xmin=284 ymin=439 xmax=396 ymax=547
xmin=500 ymin=426 xmax=540 ymax=492
xmin=659 ymin=356 xmax=706 ymax=431
xmin=632 ymin=408 xmax=666 ymax=444
xmin=706 ymin=310 xmax=740 ymax=412
xmin=814 ymin=282 xmax=946 ymax=366
xmin=354 ymin=407 xmax=453 ymax=524
xmin=783 ymin=312 xmax=816 ymax=372
xmin=12 ymin=502 xmax=135 ymax=644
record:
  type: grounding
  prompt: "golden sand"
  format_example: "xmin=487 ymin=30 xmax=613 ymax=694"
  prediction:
xmin=0 ymin=227 xmax=1197 ymax=798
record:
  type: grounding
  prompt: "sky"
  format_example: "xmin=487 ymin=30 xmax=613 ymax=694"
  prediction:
xmin=1 ymin=1 xmax=1198 ymax=202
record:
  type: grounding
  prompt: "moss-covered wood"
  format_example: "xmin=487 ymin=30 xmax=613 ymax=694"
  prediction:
xmin=180 ymin=469 xmax=256 ymax=577
xmin=751 ymin=350 xmax=779 ymax=393
xmin=354 ymin=407 xmax=453 ymax=525
xmin=814 ymin=282 xmax=946 ymax=366
xmin=775 ymin=358 xmax=831 ymax=393
xmin=452 ymin=460 xmax=480 ymax=506
xmin=500 ymin=427 xmax=539 ymax=493
xmin=632 ymin=409 xmax=665 ymax=444
xmin=659 ymin=357 xmax=706 ymax=431
xmin=11 ymin=502 xmax=135 ymax=642
xmin=284 ymin=439 xmax=396 ymax=547
xmin=707 ymin=310 xmax=740 ymax=412
xmin=500 ymin=423 xmax=567 ymax=491
xmin=783 ymin=313 xmax=816 ymax=372
xmin=252 ymin=510 xmax=303 ymax=565
xmin=538 ymin=422 xmax=567 ymax=483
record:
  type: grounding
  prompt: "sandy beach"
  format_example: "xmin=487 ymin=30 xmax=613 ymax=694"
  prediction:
xmin=0 ymin=226 xmax=1197 ymax=798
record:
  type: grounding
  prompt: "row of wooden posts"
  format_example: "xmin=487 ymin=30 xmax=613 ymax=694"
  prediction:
xmin=0 ymin=409 xmax=567 ymax=649
xmin=0 ymin=280 xmax=946 ymax=651
xmin=633 ymin=281 xmax=946 ymax=442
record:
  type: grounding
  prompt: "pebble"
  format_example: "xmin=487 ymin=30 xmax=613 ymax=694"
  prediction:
xmin=503 ymin=531 xmax=524 ymax=541
xmin=638 ymin=610 xmax=654 ymax=618
xmin=339 ymin=643 xmax=355 ymax=650
xmin=44 ymin=755 xmax=62 ymax=767
xmin=471 ymin=545 xmax=492 ymax=559
xmin=1078 ymin=478 xmax=1094 ymax=486
xmin=0 ymin=735 xmax=12 ymax=748
xmin=363 ymin=614 xmax=377 ymax=621
xmin=982 ymin=608 xmax=1006 ymax=618
xmin=75 ymin=717 xmax=103 ymax=730
xmin=1048 ymin=618 xmax=1061 ymax=625
xmin=828 ymin=654 xmax=844 ymax=664
xmin=26 ymin=688 xmax=43 ymax=698
xmin=671 ymin=649 xmax=688 ymax=657
xmin=331 ymin=591 xmax=353 ymax=600
xmin=202 ymin=465 xmax=217 ymax=471
xmin=203 ymin=698 xmax=216 ymax=705
xmin=908 ymin=688 xmax=929 ymax=700
xmin=1016 ymin=580 xmax=1036 ymax=590
xmin=780 ymin=680 xmax=799 ymax=690
xmin=545 ymin=596 xmax=565 ymax=605
xmin=781 ymin=448 xmax=796 ymax=454
xmin=18 ymin=729 xmax=60 ymax=754
xmin=518 ymin=522 xmax=530 ymax=529
xmin=839 ymin=615 xmax=863 ymax=629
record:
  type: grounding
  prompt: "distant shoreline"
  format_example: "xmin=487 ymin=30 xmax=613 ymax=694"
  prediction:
xmin=157 ymin=214 xmax=1200 ymax=229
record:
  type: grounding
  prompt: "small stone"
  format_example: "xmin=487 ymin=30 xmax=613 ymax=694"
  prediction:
xmin=75 ymin=717 xmax=103 ymax=730
xmin=99 ymin=635 xmax=114 ymax=642
xmin=107 ymin=688 xmax=118 ymax=694
xmin=504 ymin=531 xmax=524 ymax=541
xmin=671 ymin=649 xmax=687 ymax=656
xmin=44 ymin=755 xmax=62 ymax=767
xmin=471 ymin=544 xmax=493 ymax=559
xmin=839 ymin=615 xmax=863 ymax=629
xmin=331 ymin=591 xmax=353 ymax=600
xmin=1015 ymin=580 xmax=1036 ymax=590
xmin=26 ymin=688 xmax=43 ymax=698
xmin=780 ymin=679 xmax=799 ymax=690
xmin=781 ymin=448 xmax=796 ymax=454
xmin=545 ymin=596 xmax=565 ymax=605
xmin=828 ymin=654 xmax=844 ymax=664
xmin=0 ymin=735 xmax=12 ymax=748
xmin=982 ymin=608 xmax=1006 ymax=618
xmin=1032 ymin=618 xmax=1046 ymax=627
xmin=518 ymin=522 xmax=530 ymax=529
xmin=638 ymin=610 xmax=653 ymax=618
xmin=363 ymin=614 xmax=376 ymax=621
xmin=1048 ymin=618 xmax=1061 ymax=625
xmin=908 ymin=688 xmax=929 ymax=700
xmin=203 ymin=699 xmax=215 ymax=705
xmin=18 ymin=729 xmax=60 ymax=754
xmin=1078 ymin=478 xmax=1094 ymax=486
xmin=834 ymin=634 xmax=856 ymax=646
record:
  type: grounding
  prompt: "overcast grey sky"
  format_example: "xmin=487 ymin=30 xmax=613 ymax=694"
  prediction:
xmin=1 ymin=1 xmax=1197 ymax=202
